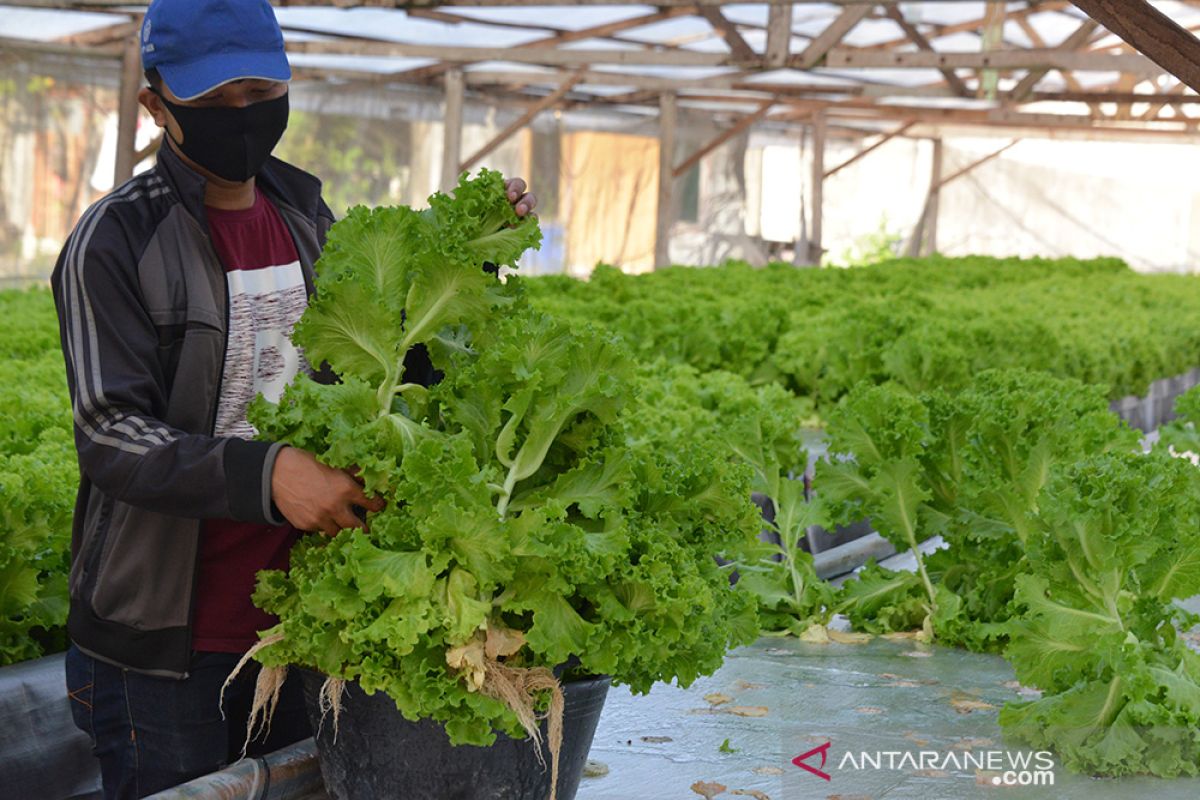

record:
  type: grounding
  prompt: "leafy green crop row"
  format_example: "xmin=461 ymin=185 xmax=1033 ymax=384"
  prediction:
xmin=0 ymin=288 xmax=73 ymax=665
xmin=528 ymin=256 xmax=1200 ymax=413
xmin=8 ymin=249 xmax=1200 ymax=778
xmin=794 ymin=370 xmax=1200 ymax=778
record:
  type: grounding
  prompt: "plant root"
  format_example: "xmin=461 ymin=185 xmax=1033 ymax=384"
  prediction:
xmin=477 ymin=658 xmax=565 ymax=800
xmin=220 ymin=633 xmax=287 ymax=759
xmin=317 ymin=676 xmax=347 ymax=743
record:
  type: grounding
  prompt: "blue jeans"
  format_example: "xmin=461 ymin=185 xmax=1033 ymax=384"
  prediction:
xmin=65 ymin=644 xmax=311 ymax=799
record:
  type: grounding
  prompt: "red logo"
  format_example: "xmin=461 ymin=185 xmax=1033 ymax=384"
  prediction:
xmin=793 ymin=741 xmax=832 ymax=781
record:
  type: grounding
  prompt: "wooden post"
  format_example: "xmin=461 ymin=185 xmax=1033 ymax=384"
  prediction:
xmin=113 ymin=35 xmax=141 ymax=186
xmin=794 ymin=126 xmax=809 ymax=268
xmin=980 ymin=2 xmax=1006 ymax=100
xmin=655 ymin=91 xmax=677 ymax=269
xmin=440 ymin=68 xmax=464 ymax=193
xmin=765 ymin=4 xmax=793 ymax=69
xmin=923 ymin=138 xmax=944 ymax=256
xmin=808 ymin=109 xmax=826 ymax=265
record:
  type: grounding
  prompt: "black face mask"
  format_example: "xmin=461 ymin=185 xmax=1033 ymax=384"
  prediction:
xmin=155 ymin=90 xmax=289 ymax=182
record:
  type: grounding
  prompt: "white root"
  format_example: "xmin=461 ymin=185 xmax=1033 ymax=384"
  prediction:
xmin=220 ymin=633 xmax=288 ymax=759
xmin=476 ymin=659 xmax=565 ymax=800
xmin=317 ymin=676 xmax=347 ymax=743
xmin=225 ymin=631 xmax=566 ymax=800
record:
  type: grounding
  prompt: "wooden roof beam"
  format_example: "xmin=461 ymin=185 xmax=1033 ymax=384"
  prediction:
xmin=932 ymin=139 xmax=1020 ymax=191
xmin=459 ymin=71 xmax=582 ymax=172
xmin=290 ymin=59 xmax=1200 ymax=109
xmin=883 ymin=5 xmax=970 ymax=97
xmin=1140 ymin=81 xmax=1186 ymax=120
xmin=823 ymin=48 xmax=1158 ymax=73
xmin=794 ymin=5 xmax=872 ymax=70
xmin=862 ymin=2 xmax=1072 ymax=51
xmin=1013 ymin=15 xmax=1103 ymax=116
xmin=1070 ymin=0 xmax=1200 ymax=95
xmin=392 ymin=7 xmax=696 ymax=83
xmin=406 ymin=7 xmax=694 ymax=52
xmin=0 ymin=34 xmax=119 ymax=58
xmin=1009 ymin=18 xmax=1099 ymax=102
xmin=698 ymin=7 xmax=756 ymax=61
xmin=55 ymin=19 xmax=139 ymax=46
xmin=0 ymin=0 xmax=992 ymax=7
xmin=285 ymin=38 xmax=743 ymax=67
xmin=824 ymin=120 xmax=917 ymax=178
xmin=673 ymin=99 xmax=773 ymax=177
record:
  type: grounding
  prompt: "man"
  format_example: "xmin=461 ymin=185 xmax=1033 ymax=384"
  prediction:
xmin=54 ymin=1 xmax=536 ymax=797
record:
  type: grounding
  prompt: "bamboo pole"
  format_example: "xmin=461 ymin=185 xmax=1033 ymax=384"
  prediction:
xmin=923 ymin=138 xmax=944 ymax=256
xmin=114 ymin=35 xmax=141 ymax=185
xmin=655 ymin=91 xmax=677 ymax=270
xmin=440 ymin=69 xmax=464 ymax=193
xmin=807 ymin=109 xmax=826 ymax=266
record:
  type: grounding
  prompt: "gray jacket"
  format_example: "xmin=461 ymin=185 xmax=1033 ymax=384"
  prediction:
xmin=51 ymin=145 xmax=333 ymax=677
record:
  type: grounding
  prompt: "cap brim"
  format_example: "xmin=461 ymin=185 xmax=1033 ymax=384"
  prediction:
xmin=158 ymin=50 xmax=291 ymax=101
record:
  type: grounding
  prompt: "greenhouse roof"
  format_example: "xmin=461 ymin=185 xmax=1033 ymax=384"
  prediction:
xmin=5 ymin=1 xmax=1200 ymax=145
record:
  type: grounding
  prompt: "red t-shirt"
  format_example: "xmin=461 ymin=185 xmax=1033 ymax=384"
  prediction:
xmin=192 ymin=186 xmax=308 ymax=652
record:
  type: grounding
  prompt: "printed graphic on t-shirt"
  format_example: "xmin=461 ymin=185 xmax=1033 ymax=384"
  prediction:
xmin=213 ymin=262 xmax=308 ymax=438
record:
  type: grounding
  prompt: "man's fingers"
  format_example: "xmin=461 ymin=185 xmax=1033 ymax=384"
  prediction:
xmin=331 ymin=507 xmax=363 ymax=533
xmin=346 ymin=481 xmax=385 ymax=512
xmin=506 ymin=177 xmax=526 ymax=201
xmin=515 ymin=191 xmax=535 ymax=216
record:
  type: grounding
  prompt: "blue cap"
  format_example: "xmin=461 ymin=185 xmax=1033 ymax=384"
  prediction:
xmin=141 ymin=0 xmax=291 ymax=101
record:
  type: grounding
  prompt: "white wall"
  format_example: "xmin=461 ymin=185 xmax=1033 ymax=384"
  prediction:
xmin=738 ymin=133 xmax=1200 ymax=273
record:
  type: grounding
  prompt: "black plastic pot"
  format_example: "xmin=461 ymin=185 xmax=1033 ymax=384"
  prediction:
xmin=299 ymin=669 xmax=610 ymax=800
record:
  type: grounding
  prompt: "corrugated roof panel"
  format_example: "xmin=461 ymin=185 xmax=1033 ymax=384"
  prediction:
xmin=462 ymin=61 xmax=559 ymax=76
xmin=1025 ymin=8 xmax=1094 ymax=47
xmin=678 ymin=98 xmax=776 ymax=114
xmin=882 ymin=96 xmax=998 ymax=110
xmin=818 ymin=67 xmax=954 ymax=88
xmin=618 ymin=16 xmax=727 ymax=46
xmin=589 ymin=64 xmax=741 ymax=80
xmin=842 ymin=18 xmax=908 ymax=48
xmin=286 ymin=53 xmax=437 ymax=74
xmin=423 ymin=5 xmax=655 ymax=32
xmin=1 ymin=5 xmax=129 ymax=40
xmin=274 ymin=8 xmax=545 ymax=47
xmin=934 ymin=31 xmax=994 ymax=53
xmin=742 ymin=69 xmax=861 ymax=88
xmin=739 ymin=30 xmax=812 ymax=55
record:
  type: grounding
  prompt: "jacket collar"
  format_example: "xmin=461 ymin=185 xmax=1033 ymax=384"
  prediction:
xmin=154 ymin=142 xmax=325 ymax=227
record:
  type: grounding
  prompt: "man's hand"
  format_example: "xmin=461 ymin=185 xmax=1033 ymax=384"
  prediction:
xmin=505 ymin=177 xmax=537 ymax=217
xmin=271 ymin=447 xmax=385 ymax=536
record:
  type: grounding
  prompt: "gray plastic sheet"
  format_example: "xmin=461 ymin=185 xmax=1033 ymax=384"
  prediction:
xmin=576 ymin=637 xmax=1200 ymax=800
xmin=0 ymin=652 xmax=101 ymax=800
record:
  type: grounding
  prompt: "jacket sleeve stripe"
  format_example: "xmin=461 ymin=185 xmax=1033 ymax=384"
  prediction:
xmin=63 ymin=176 xmax=180 ymax=455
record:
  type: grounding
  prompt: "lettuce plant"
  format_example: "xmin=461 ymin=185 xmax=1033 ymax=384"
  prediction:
xmin=246 ymin=171 xmax=759 ymax=748
xmin=1001 ymin=451 xmax=1200 ymax=777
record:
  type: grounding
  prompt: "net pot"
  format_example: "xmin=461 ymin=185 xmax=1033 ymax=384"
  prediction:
xmin=299 ymin=668 xmax=610 ymax=800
